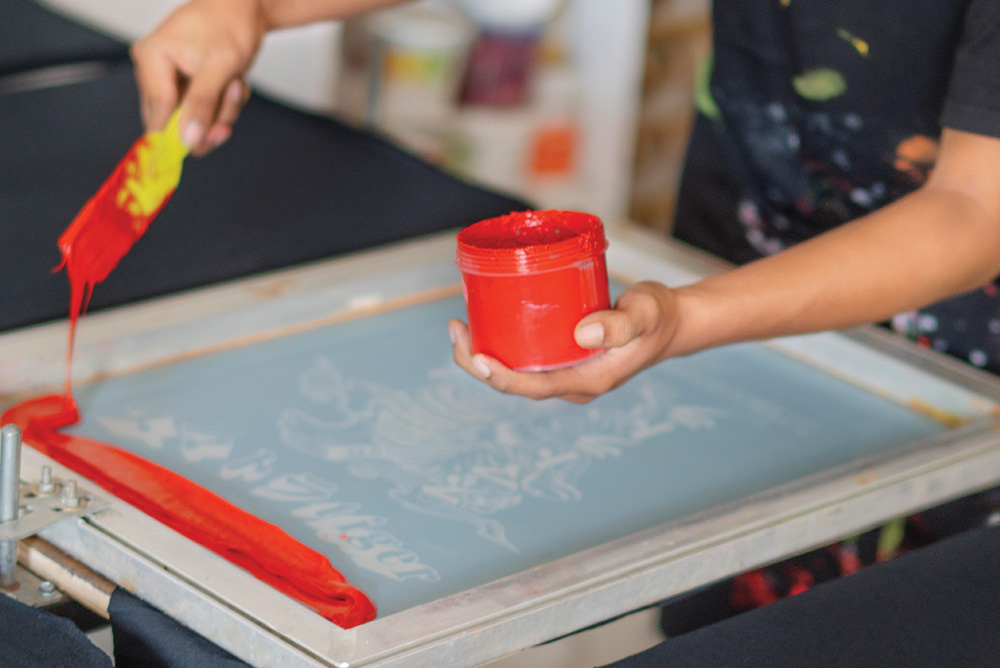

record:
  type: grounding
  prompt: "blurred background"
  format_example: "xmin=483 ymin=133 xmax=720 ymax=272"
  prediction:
xmin=37 ymin=0 xmax=711 ymax=234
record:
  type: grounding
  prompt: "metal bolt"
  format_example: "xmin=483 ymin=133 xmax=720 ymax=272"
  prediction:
xmin=0 ymin=426 xmax=21 ymax=524
xmin=61 ymin=480 xmax=80 ymax=509
xmin=37 ymin=466 xmax=55 ymax=495
xmin=0 ymin=425 xmax=22 ymax=591
xmin=39 ymin=580 xmax=56 ymax=596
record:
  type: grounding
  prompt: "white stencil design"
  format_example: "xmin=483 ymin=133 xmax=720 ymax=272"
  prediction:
xmin=293 ymin=502 xmax=439 ymax=582
xmin=87 ymin=405 xmax=438 ymax=583
xmin=252 ymin=472 xmax=338 ymax=501
xmin=98 ymin=411 xmax=177 ymax=450
xmin=179 ymin=425 xmax=234 ymax=463
xmin=278 ymin=357 xmax=730 ymax=552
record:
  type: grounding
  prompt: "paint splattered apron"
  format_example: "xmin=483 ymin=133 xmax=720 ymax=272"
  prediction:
xmin=668 ymin=0 xmax=1000 ymax=607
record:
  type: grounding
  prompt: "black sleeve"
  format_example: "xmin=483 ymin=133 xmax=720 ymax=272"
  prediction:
xmin=941 ymin=0 xmax=1000 ymax=137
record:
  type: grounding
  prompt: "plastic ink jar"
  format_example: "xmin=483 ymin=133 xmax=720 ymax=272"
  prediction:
xmin=455 ymin=209 xmax=610 ymax=371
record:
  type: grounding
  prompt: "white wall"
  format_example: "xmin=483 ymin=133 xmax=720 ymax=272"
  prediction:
xmin=566 ymin=0 xmax=649 ymax=221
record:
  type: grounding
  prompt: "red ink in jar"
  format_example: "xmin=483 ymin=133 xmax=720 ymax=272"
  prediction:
xmin=455 ymin=209 xmax=610 ymax=371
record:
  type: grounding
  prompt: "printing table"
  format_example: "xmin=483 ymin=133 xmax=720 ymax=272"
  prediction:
xmin=2 ymin=223 xmax=1000 ymax=667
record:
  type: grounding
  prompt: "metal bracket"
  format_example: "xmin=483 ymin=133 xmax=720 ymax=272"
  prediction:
xmin=0 ymin=425 xmax=109 ymax=596
xmin=0 ymin=475 xmax=110 ymax=542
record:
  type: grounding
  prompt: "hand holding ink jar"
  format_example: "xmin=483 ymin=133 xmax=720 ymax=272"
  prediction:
xmin=455 ymin=209 xmax=611 ymax=371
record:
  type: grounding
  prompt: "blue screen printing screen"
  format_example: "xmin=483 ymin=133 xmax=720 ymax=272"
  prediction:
xmin=67 ymin=295 xmax=943 ymax=616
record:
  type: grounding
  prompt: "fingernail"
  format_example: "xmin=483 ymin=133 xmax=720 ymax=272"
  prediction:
xmin=576 ymin=323 xmax=604 ymax=347
xmin=181 ymin=120 xmax=204 ymax=148
xmin=472 ymin=355 xmax=492 ymax=379
xmin=448 ymin=322 xmax=457 ymax=345
xmin=227 ymin=79 xmax=243 ymax=102
xmin=205 ymin=125 xmax=231 ymax=149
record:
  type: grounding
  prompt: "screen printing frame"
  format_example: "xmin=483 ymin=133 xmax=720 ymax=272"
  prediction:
xmin=3 ymin=223 xmax=1000 ymax=667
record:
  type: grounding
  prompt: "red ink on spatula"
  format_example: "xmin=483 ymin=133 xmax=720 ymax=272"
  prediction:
xmin=55 ymin=110 xmax=189 ymax=396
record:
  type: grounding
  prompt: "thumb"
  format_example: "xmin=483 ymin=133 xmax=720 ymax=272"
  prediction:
xmin=574 ymin=282 xmax=670 ymax=349
xmin=574 ymin=310 xmax=641 ymax=349
xmin=131 ymin=43 xmax=180 ymax=133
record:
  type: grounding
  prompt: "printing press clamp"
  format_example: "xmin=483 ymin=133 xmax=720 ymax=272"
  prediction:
xmin=0 ymin=424 xmax=112 ymax=616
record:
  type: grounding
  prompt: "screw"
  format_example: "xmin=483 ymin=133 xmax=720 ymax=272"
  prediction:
xmin=39 ymin=580 xmax=56 ymax=597
xmin=37 ymin=467 xmax=55 ymax=495
xmin=60 ymin=480 xmax=80 ymax=509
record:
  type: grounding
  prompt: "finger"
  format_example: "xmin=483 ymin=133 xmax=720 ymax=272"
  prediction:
xmin=486 ymin=356 xmax=616 ymax=403
xmin=448 ymin=318 xmax=466 ymax=346
xmin=448 ymin=319 xmax=468 ymax=361
xmin=449 ymin=319 xmax=491 ymax=381
xmin=450 ymin=319 xmax=604 ymax=402
xmin=178 ymin=55 xmax=243 ymax=154
xmin=586 ymin=282 xmax=669 ymax=349
xmin=574 ymin=285 xmax=661 ymax=350
xmin=574 ymin=308 xmax=643 ymax=350
xmin=131 ymin=40 xmax=180 ymax=133
xmin=449 ymin=320 xmax=549 ymax=398
xmin=218 ymin=78 xmax=250 ymax=125
xmin=468 ymin=355 xmax=557 ymax=400
xmin=561 ymin=392 xmax=599 ymax=405
xmin=203 ymin=78 xmax=248 ymax=150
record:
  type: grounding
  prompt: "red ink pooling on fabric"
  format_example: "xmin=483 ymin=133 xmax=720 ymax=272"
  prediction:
xmin=456 ymin=209 xmax=610 ymax=370
xmin=55 ymin=112 xmax=188 ymax=396
xmin=1 ymin=396 xmax=377 ymax=628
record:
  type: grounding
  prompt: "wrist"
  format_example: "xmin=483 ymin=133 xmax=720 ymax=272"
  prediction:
xmin=257 ymin=0 xmax=406 ymax=30
xmin=253 ymin=0 xmax=282 ymax=31
xmin=661 ymin=281 xmax=725 ymax=359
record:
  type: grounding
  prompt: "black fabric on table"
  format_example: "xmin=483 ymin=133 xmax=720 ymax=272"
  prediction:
xmin=0 ymin=587 xmax=254 ymax=668
xmin=601 ymin=523 xmax=1000 ymax=668
xmin=109 ymin=589 xmax=252 ymax=668
xmin=0 ymin=0 xmax=130 ymax=76
xmin=0 ymin=589 xmax=113 ymax=668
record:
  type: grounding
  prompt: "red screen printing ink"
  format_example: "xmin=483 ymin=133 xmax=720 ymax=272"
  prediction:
xmin=1 ymin=395 xmax=376 ymax=627
xmin=456 ymin=209 xmax=611 ymax=370
xmin=1 ymin=115 xmax=377 ymax=628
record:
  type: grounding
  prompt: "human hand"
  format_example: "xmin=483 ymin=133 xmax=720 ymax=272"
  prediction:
xmin=131 ymin=0 xmax=263 ymax=155
xmin=449 ymin=281 xmax=681 ymax=403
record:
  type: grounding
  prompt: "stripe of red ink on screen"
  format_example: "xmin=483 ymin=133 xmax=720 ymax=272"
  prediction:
xmin=1 ymin=136 xmax=376 ymax=628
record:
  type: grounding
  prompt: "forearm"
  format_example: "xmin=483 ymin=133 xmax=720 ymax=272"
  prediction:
xmin=668 ymin=177 xmax=1000 ymax=358
xmin=446 ymin=132 xmax=1000 ymax=403
xmin=258 ymin=0 xmax=408 ymax=30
